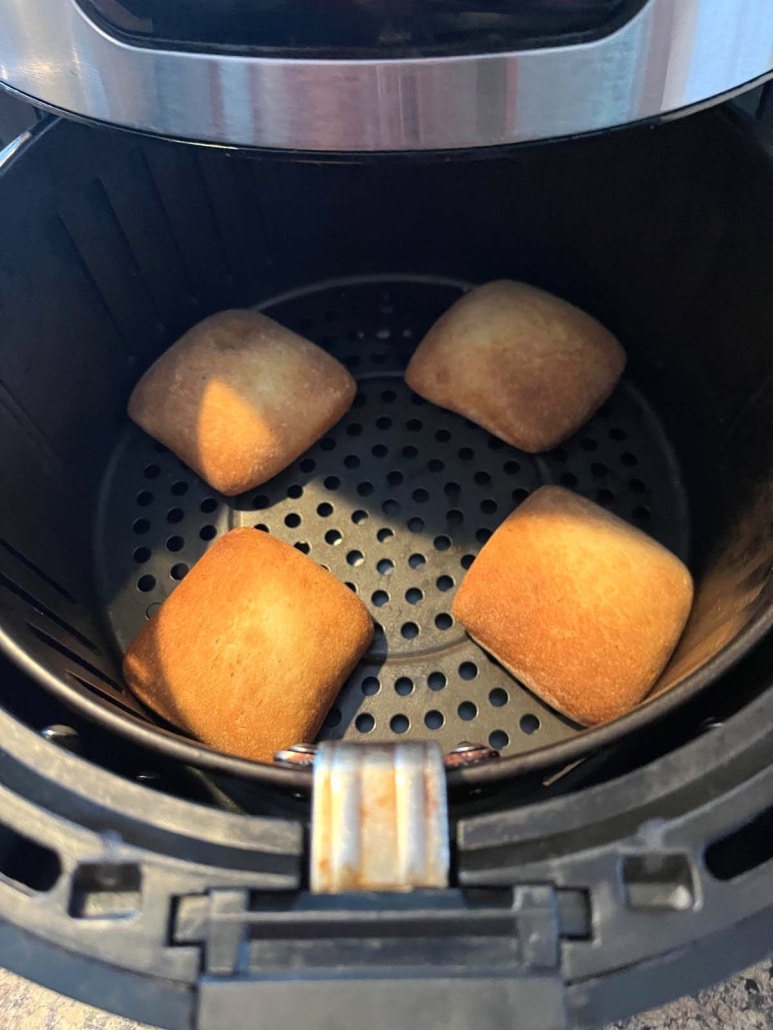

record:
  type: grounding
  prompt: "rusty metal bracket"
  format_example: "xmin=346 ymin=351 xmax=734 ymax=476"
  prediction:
xmin=310 ymin=741 xmax=449 ymax=893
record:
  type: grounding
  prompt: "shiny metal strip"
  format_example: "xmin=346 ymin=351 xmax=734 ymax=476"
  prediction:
xmin=0 ymin=0 xmax=771 ymax=150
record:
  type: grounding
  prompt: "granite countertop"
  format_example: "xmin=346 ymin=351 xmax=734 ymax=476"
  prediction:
xmin=0 ymin=959 xmax=768 ymax=1029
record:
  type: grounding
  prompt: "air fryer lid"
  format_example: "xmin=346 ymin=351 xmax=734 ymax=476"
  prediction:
xmin=0 ymin=106 xmax=770 ymax=790
xmin=0 ymin=0 xmax=772 ymax=150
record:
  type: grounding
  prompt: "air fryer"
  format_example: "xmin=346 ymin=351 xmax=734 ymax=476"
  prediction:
xmin=0 ymin=3 xmax=770 ymax=1028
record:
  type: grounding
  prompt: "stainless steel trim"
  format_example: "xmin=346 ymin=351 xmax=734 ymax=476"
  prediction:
xmin=311 ymin=740 xmax=449 ymax=893
xmin=0 ymin=0 xmax=771 ymax=151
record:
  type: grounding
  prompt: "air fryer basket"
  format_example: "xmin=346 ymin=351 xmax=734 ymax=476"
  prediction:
xmin=0 ymin=106 xmax=771 ymax=789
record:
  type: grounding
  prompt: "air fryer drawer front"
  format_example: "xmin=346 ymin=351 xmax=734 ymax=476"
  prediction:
xmin=0 ymin=0 xmax=772 ymax=150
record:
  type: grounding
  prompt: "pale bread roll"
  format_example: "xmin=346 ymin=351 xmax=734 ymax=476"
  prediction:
xmin=405 ymin=281 xmax=626 ymax=453
xmin=452 ymin=486 xmax=693 ymax=725
xmin=123 ymin=528 xmax=373 ymax=762
xmin=128 ymin=310 xmax=356 ymax=496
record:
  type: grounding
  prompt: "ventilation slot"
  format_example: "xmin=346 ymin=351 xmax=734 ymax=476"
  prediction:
xmin=0 ymin=538 xmax=75 ymax=601
xmin=0 ymin=571 xmax=97 ymax=652
xmin=0 ymin=824 xmax=60 ymax=893
xmin=28 ymin=624 xmax=124 ymax=700
xmin=705 ymin=807 xmax=773 ymax=881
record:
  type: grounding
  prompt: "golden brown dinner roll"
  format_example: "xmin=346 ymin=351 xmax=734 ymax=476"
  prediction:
xmin=123 ymin=528 xmax=373 ymax=762
xmin=128 ymin=310 xmax=356 ymax=495
xmin=405 ymin=281 xmax=626 ymax=453
xmin=452 ymin=486 xmax=693 ymax=725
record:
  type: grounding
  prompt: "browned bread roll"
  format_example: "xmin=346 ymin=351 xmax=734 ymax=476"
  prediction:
xmin=452 ymin=486 xmax=693 ymax=725
xmin=123 ymin=528 xmax=373 ymax=762
xmin=128 ymin=309 xmax=356 ymax=496
xmin=405 ymin=281 xmax=626 ymax=453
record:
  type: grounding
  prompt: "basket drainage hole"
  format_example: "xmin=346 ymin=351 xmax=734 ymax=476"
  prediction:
xmin=460 ymin=555 xmax=475 ymax=570
xmin=200 ymin=497 xmax=217 ymax=513
xmin=136 ymin=491 xmax=153 ymax=507
xmin=437 ymin=575 xmax=454 ymax=591
xmin=387 ymin=471 xmax=403 ymax=486
xmin=406 ymin=588 xmax=423 ymax=604
xmin=323 ymin=707 xmax=342 ymax=729
xmin=383 ymin=499 xmax=401 ymax=517
xmin=377 ymin=558 xmax=395 ymax=575
xmin=459 ymin=661 xmax=478 ymax=680
xmin=166 ymin=536 xmax=184 ymax=552
xmin=355 ymin=713 xmax=375 ymax=733
xmin=200 ymin=525 xmax=217 ymax=541
xmin=347 ymin=550 xmax=364 ymax=567
xmin=408 ymin=518 xmax=424 ymax=533
xmin=324 ymin=476 xmax=341 ymax=491
xmin=171 ymin=563 xmax=189 ymax=581
xmin=166 ymin=508 xmax=184 ymax=524
xmin=357 ymin=482 xmax=374 ymax=497
xmin=325 ymin=529 xmax=343 ymax=546
xmin=409 ymin=553 xmax=426 ymax=569
xmin=395 ymin=677 xmax=414 ymax=696
xmin=352 ymin=509 xmax=369 ymax=524
xmin=137 ymin=575 xmax=155 ymax=592
xmin=489 ymin=688 xmax=508 ymax=707
xmin=489 ymin=730 xmax=509 ymax=750
xmin=133 ymin=547 xmax=150 ymax=564
xmin=390 ymin=714 xmax=410 ymax=734
xmin=401 ymin=622 xmax=419 ymax=640
xmin=520 ymin=714 xmax=540 ymax=735
xmin=428 ymin=672 xmax=446 ymax=691
xmin=287 ymin=485 xmax=303 ymax=499
xmin=425 ymin=710 xmax=444 ymax=730
xmin=458 ymin=701 xmax=477 ymax=721
xmin=372 ymin=590 xmax=389 ymax=607
xmin=434 ymin=535 xmax=451 ymax=551
xmin=447 ymin=510 xmax=463 ymax=526
xmin=299 ymin=458 xmax=316 ymax=473
xmin=132 ymin=519 xmax=150 ymax=535
xmin=361 ymin=677 xmax=380 ymax=696
xmin=295 ymin=542 xmax=311 ymax=555
xmin=317 ymin=502 xmax=333 ymax=517
xmin=377 ymin=528 xmax=394 ymax=542
xmin=435 ymin=613 xmax=453 ymax=630
xmin=144 ymin=464 xmax=161 ymax=479
xmin=412 ymin=489 xmax=429 ymax=504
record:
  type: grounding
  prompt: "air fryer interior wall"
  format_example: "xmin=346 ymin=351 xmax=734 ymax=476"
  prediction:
xmin=0 ymin=107 xmax=770 ymax=784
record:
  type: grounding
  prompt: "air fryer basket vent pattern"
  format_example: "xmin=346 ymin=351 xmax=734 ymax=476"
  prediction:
xmin=95 ymin=278 xmax=689 ymax=756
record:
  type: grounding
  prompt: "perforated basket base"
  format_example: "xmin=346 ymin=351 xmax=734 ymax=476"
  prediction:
xmin=95 ymin=276 xmax=689 ymax=758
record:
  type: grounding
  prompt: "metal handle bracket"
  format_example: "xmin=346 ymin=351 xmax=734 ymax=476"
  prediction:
xmin=311 ymin=740 xmax=449 ymax=893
